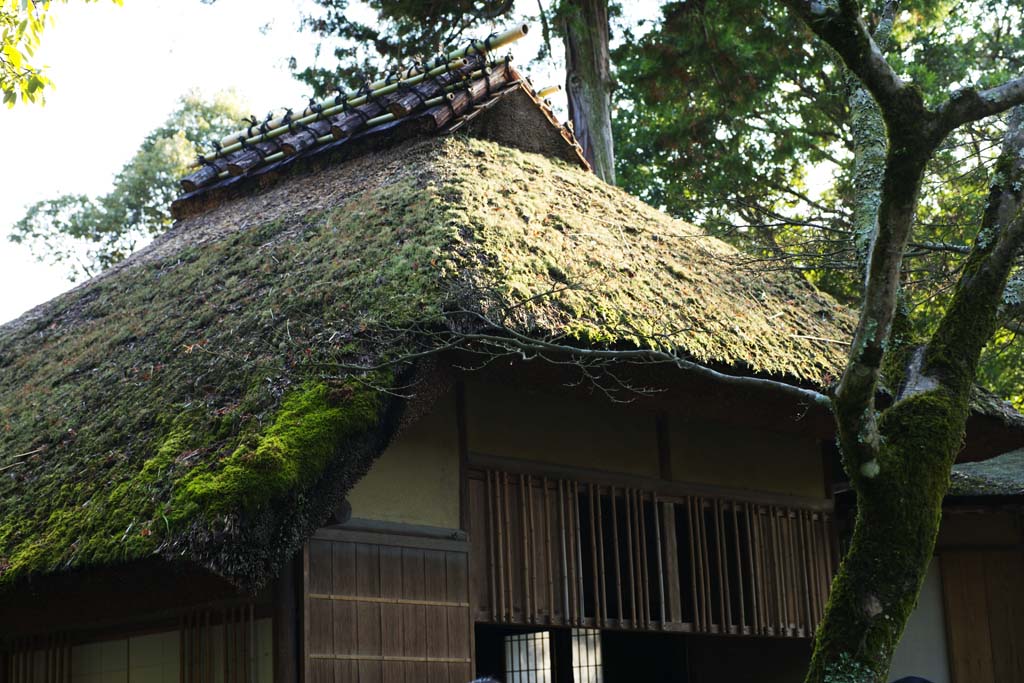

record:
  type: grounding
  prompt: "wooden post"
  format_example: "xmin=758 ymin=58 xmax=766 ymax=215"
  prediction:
xmin=686 ymin=496 xmax=701 ymax=632
xmin=624 ymin=488 xmax=637 ymax=628
xmin=588 ymin=482 xmax=600 ymax=624
xmin=456 ymin=382 xmax=469 ymax=532
xmin=611 ymin=486 xmax=623 ymax=625
xmin=543 ymin=477 xmax=555 ymax=624
xmin=520 ymin=473 xmax=532 ymax=622
xmin=732 ymin=503 xmax=747 ymax=633
xmin=595 ymin=483 xmax=607 ymax=626
xmin=273 ymin=555 xmax=300 ymax=683
xmin=714 ymin=499 xmax=730 ymax=633
xmin=662 ymin=501 xmax=683 ymax=626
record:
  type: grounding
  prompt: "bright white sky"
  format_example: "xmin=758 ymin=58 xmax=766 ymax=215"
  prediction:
xmin=0 ymin=0 xmax=575 ymax=324
xmin=0 ymin=0 xmax=312 ymax=322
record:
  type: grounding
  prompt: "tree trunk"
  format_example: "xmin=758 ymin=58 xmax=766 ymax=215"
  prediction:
xmin=807 ymin=391 xmax=966 ymax=682
xmin=805 ymin=107 xmax=1024 ymax=683
xmin=561 ymin=0 xmax=615 ymax=184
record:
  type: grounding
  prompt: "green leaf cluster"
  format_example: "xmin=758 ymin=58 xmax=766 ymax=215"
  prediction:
xmin=0 ymin=0 xmax=121 ymax=107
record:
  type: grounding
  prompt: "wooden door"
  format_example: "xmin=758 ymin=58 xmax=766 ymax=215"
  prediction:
xmin=304 ymin=528 xmax=473 ymax=683
xmin=942 ymin=549 xmax=1024 ymax=683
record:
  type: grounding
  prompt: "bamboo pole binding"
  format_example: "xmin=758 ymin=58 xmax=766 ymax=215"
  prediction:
xmin=190 ymin=24 xmax=528 ymax=167
xmin=534 ymin=84 xmax=561 ymax=99
xmin=210 ymin=63 xmax=512 ymax=182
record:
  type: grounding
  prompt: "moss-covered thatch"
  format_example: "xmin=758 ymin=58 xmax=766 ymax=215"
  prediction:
xmin=949 ymin=448 xmax=1024 ymax=497
xmin=1 ymin=135 xmax=865 ymax=589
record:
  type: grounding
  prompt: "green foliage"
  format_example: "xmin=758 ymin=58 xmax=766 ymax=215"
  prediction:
xmin=0 ymin=0 xmax=121 ymax=106
xmin=8 ymin=90 xmax=247 ymax=279
xmin=173 ymin=381 xmax=382 ymax=518
xmin=291 ymin=0 xmax=519 ymax=98
xmin=613 ymin=0 xmax=1024 ymax=407
xmin=613 ymin=1 xmax=847 ymax=241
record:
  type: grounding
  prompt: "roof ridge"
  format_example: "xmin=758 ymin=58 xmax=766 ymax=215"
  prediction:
xmin=173 ymin=25 xmax=590 ymax=206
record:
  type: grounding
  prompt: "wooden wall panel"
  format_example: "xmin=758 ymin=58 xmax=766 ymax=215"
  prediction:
xmin=468 ymin=466 xmax=835 ymax=638
xmin=304 ymin=530 xmax=472 ymax=683
xmin=943 ymin=549 xmax=1024 ymax=683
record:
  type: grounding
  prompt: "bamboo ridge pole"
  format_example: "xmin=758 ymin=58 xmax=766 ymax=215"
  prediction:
xmin=213 ymin=64 xmax=507 ymax=179
xmin=190 ymin=57 xmax=470 ymax=166
xmin=534 ymin=85 xmax=561 ymax=98
xmin=182 ymin=58 xmax=516 ymax=190
xmin=192 ymin=23 xmax=529 ymax=167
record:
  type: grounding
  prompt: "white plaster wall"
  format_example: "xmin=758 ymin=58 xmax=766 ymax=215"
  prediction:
xmin=888 ymin=558 xmax=950 ymax=683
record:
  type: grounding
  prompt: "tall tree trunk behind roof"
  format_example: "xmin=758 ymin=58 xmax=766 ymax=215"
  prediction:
xmin=562 ymin=0 xmax=616 ymax=184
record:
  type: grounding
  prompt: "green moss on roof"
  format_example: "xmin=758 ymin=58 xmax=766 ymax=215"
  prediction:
xmin=0 ymin=136 xmax=857 ymax=588
xmin=435 ymin=138 xmax=856 ymax=378
xmin=949 ymin=448 xmax=1024 ymax=497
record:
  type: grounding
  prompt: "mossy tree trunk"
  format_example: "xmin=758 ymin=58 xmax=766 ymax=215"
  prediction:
xmin=776 ymin=2 xmax=1024 ymax=681
xmin=561 ymin=0 xmax=615 ymax=184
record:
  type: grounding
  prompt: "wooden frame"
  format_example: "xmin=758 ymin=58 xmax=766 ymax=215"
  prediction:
xmin=467 ymin=461 xmax=835 ymax=638
xmin=468 ymin=453 xmax=835 ymax=511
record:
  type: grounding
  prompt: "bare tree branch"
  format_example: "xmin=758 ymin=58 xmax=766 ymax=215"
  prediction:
xmin=310 ymin=309 xmax=834 ymax=409
xmin=782 ymin=0 xmax=923 ymax=132
xmin=933 ymin=77 xmax=1024 ymax=141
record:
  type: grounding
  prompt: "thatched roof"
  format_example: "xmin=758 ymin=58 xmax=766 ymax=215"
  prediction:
xmin=0 ymin=131 xmax=861 ymax=589
xmin=949 ymin=448 xmax=1024 ymax=498
xmin=1 ymin=89 xmax=1019 ymax=591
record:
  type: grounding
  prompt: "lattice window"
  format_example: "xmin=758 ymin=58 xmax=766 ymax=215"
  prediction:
xmin=469 ymin=467 xmax=836 ymax=637
xmin=570 ymin=629 xmax=602 ymax=683
xmin=503 ymin=632 xmax=553 ymax=683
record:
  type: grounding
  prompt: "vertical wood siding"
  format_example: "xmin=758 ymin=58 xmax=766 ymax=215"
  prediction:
xmin=4 ymin=636 xmax=70 ymax=683
xmin=4 ymin=605 xmax=258 ymax=683
xmin=304 ymin=530 xmax=473 ymax=683
xmin=179 ymin=605 xmax=258 ymax=683
xmin=468 ymin=468 xmax=835 ymax=637
xmin=942 ymin=549 xmax=1024 ymax=683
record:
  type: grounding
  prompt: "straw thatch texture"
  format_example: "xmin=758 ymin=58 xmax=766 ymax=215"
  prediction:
xmin=0 ymin=134 xmax=878 ymax=591
xmin=950 ymin=448 xmax=1024 ymax=497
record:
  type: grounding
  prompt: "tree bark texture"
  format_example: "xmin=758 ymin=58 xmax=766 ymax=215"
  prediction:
xmin=778 ymin=2 xmax=1024 ymax=681
xmin=562 ymin=0 xmax=615 ymax=184
xmin=806 ymin=108 xmax=1024 ymax=683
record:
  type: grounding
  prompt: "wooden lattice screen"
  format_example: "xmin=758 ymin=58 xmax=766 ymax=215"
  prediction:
xmin=468 ymin=467 xmax=836 ymax=638
xmin=304 ymin=528 xmax=473 ymax=683
xmin=179 ymin=605 xmax=258 ymax=683
xmin=4 ymin=636 xmax=71 ymax=683
xmin=3 ymin=605 xmax=258 ymax=683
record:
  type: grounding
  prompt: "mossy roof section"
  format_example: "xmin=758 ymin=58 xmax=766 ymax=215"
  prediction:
xmin=0 ymin=136 xmax=862 ymax=589
xmin=968 ymin=386 xmax=1024 ymax=430
xmin=949 ymin=448 xmax=1024 ymax=497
